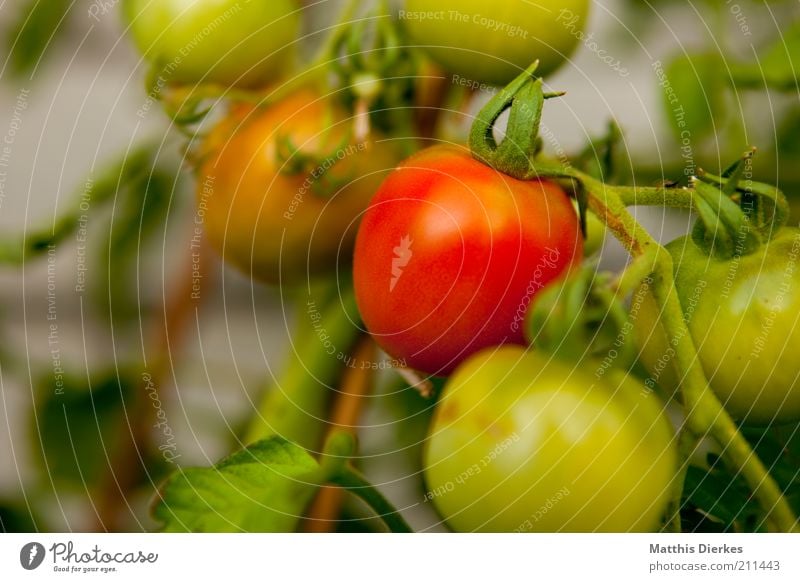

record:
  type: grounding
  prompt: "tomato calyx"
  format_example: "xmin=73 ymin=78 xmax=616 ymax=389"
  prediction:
xmin=327 ymin=1 xmax=418 ymax=135
xmin=688 ymin=148 xmax=790 ymax=259
xmin=525 ymin=265 xmax=636 ymax=368
xmin=468 ymin=61 xmax=566 ymax=180
xmin=330 ymin=2 xmax=403 ymax=96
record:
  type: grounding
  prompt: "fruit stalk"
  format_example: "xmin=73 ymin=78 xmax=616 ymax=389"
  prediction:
xmin=245 ymin=281 xmax=362 ymax=451
xmin=581 ymin=173 xmax=799 ymax=532
xmin=303 ymin=336 xmax=376 ymax=532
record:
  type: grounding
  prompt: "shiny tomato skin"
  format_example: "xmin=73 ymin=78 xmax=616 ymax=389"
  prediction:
xmin=423 ymin=346 xmax=678 ymax=532
xmin=122 ymin=0 xmax=300 ymax=88
xmin=353 ymin=145 xmax=582 ymax=376
xmin=634 ymin=229 xmax=800 ymax=425
xmin=401 ymin=0 xmax=590 ymax=85
xmin=198 ymin=89 xmax=399 ymax=284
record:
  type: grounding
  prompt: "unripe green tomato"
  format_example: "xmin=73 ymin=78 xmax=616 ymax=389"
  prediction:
xmin=573 ymin=202 xmax=606 ymax=257
xmin=122 ymin=0 xmax=300 ymax=88
xmin=583 ymin=211 xmax=606 ymax=256
xmin=634 ymin=229 xmax=800 ymax=425
xmin=401 ymin=0 xmax=590 ymax=85
xmin=423 ymin=346 xmax=677 ymax=532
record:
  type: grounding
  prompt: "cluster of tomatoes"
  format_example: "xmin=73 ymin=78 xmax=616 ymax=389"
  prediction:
xmin=123 ymin=0 xmax=800 ymax=532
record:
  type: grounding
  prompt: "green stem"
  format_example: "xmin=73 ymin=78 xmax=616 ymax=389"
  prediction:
xmin=615 ymin=185 xmax=695 ymax=209
xmin=665 ymin=427 xmax=700 ymax=533
xmin=612 ymin=247 xmax=659 ymax=297
xmin=244 ymin=281 xmax=362 ymax=451
xmin=331 ymin=467 xmax=412 ymax=533
xmin=582 ymin=174 xmax=799 ymax=532
xmin=473 ymin=68 xmax=799 ymax=530
xmin=0 ymin=146 xmax=153 ymax=265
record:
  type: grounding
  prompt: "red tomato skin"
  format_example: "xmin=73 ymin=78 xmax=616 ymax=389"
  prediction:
xmin=353 ymin=145 xmax=582 ymax=375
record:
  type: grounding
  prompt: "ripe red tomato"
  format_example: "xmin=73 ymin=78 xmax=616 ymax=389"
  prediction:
xmin=353 ymin=145 xmax=582 ymax=375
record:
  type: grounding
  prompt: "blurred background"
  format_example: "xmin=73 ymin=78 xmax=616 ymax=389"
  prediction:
xmin=1 ymin=0 xmax=799 ymax=532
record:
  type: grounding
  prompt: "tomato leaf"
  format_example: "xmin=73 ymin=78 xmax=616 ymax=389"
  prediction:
xmin=756 ymin=23 xmax=800 ymax=91
xmin=682 ymin=458 xmax=764 ymax=532
xmin=5 ymin=0 xmax=74 ymax=79
xmin=663 ymin=53 xmax=728 ymax=142
xmin=152 ymin=437 xmax=324 ymax=532
xmin=94 ymin=161 xmax=177 ymax=323
xmin=682 ymin=424 xmax=800 ymax=533
xmin=33 ymin=372 xmax=133 ymax=489
xmin=742 ymin=424 xmax=800 ymax=501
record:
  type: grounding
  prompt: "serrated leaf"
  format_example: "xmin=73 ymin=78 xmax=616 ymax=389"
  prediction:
xmin=681 ymin=422 xmax=800 ymax=533
xmin=5 ymin=0 xmax=74 ymax=79
xmin=33 ymin=372 xmax=132 ymax=489
xmin=682 ymin=465 xmax=760 ymax=531
xmin=152 ymin=437 xmax=324 ymax=533
xmin=663 ymin=53 xmax=728 ymax=142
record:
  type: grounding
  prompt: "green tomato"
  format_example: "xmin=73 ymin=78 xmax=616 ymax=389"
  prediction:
xmin=401 ymin=0 xmax=590 ymax=85
xmin=423 ymin=346 xmax=677 ymax=532
xmin=634 ymin=229 xmax=800 ymax=425
xmin=122 ymin=0 xmax=300 ymax=88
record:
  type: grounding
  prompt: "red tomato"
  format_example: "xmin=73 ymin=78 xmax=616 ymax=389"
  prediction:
xmin=353 ymin=145 xmax=582 ymax=375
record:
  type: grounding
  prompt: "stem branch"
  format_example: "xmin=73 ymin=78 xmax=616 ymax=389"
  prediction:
xmin=331 ymin=467 xmax=412 ymax=533
xmin=574 ymin=168 xmax=799 ymax=532
xmin=303 ymin=337 xmax=376 ymax=532
xmin=244 ymin=281 xmax=361 ymax=451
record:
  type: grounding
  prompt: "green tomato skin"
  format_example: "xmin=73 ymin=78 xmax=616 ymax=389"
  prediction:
xmin=583 ymin=211 xmax=606 ymax=256
xmin=122 ymin=0 xmax=300 ymax=88
xmin=423 ymin=346 xmax=677 ymax=532
xmin=402 ymin=0 xmax=589 ymax=85
xmin=573 ymin=202 xmax=606 ymax=257
xmin=634 ymin=229 xmax=800 ymax=425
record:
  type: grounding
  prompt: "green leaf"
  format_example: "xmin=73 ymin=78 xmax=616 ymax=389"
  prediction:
xmin=0 ymin=145 xmax=154 ymax=266
xmin=5 ymin=0 xmax=74 ymax=79
xmin=152 ymin=437 xmax=324 ymax=532
xmin=741 ymin=424 xmax=800 ymax=502
xmin=33 ymin=372 xmax=133 ymax=489
xmin=682 ymin=422 xmax=800 ymax=533
xmin=682 ymin=461 xmax=763 ymax=532
xmin=663 ymin=53 xmax=728 ymax=142
xmin=95 ymin=162 xmax=177 ymax=323
xmin=755 ymin=22 xmax=800 ymax=91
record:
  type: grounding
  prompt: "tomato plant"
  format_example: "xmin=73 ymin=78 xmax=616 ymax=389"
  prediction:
xmin=122 ymin=0 xmax=300 ymax=88
xmin=8 ymin=0 xmax=800 ymax=540
xmin=401 ymin=0 xmax=590 ymax=84
xmin=634 ymin=228 xmax=800 ymax=425
xmin=353 ymin=144 xmax=583 ymax=376
xmin=423 ymin=346 xmax=677 ymax=532
xmin=198 ymin=88 xmax=400 ymax=284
